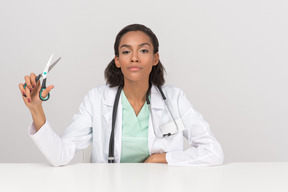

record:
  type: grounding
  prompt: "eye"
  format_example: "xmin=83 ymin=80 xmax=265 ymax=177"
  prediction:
xmin=140 ymin=49 xmax=149 ymax=53
xmin=122 ymin=51 xmax=130 ymax=54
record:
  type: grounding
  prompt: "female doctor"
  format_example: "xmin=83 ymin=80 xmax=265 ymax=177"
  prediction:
xmin=19 ymin=24 xmax=223 ymax=166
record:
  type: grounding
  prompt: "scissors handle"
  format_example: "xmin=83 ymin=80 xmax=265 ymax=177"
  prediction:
xmin=39 ymin=78 xmax=50 ymax=101
xmin=39 ymin=88 xmax=50 ymax=101
xmin=23 ymin=74 xmax=50 ymax=101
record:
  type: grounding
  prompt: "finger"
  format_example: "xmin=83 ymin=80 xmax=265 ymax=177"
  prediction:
xmin=24 ymin=75 xmax=33 ymax=93
xmin=40 ymin=85 xmax=54 ymax=99
xmin=25 ymin=83 xmax=31 ymax=103
xmin=34 ymin=79 xmax=41 ymax=89
xmin=30 ymin=73 xmax=37 ymax=89
xmin=30 ymin=80 xmax=41 ymax=96
xmin=19 ymin=83 xmax=27 ymax=97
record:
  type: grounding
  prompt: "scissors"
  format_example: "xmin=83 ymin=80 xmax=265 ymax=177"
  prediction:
xmin=24 ymin=54 xmax=61 ymax=101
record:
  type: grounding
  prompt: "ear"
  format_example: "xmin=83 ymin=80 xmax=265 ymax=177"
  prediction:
xmin=114 ymin=56 xmax=120 ymax=68
xmin=153 ymin=52 xmax=159 ymax=66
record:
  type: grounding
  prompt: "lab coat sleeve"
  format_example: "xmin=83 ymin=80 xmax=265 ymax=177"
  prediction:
xmin=165 ymin=89 xmax=224 ymax=166
xmin=29 ymin=89 xmax=95 ymax=167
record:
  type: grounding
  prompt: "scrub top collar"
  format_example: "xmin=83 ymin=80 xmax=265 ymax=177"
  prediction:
xmin=103 ymin=85 xmax=165 ymax=110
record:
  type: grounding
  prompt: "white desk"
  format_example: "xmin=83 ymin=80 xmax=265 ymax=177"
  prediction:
xmin=0 ymin=163 xmax=287 ymax=192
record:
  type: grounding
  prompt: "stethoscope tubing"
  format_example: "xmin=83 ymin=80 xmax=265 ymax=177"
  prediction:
xmin=108 ymin=85 xmax=122 ymax=163
xmin=108 ymin=84 xmax=179 ymax=163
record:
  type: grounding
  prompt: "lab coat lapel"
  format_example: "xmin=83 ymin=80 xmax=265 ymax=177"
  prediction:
xmin=103 ymin=85 xmax=166 ymax=159
xmin=103 ymin=86 xmax=122 ymax=163
xmin=148 ymin=85 xmax=165 ymax=154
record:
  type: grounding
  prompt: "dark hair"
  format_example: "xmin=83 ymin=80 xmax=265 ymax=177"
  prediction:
xmin=104 ymin=24 xmax=166 ymax=87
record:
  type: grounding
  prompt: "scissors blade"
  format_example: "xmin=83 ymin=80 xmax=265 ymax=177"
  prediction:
xmin=48 ymin=57 xmax=61 ymax=72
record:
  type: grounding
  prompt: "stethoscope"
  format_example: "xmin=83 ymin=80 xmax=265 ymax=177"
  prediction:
xmin=108 ymin=83 xmax=179 ymax=163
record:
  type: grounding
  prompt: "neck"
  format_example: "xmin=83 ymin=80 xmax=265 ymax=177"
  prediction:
xmin=122 ymin=80 xmax=149 ymax=103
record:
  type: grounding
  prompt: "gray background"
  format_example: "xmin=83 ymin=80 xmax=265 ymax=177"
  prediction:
xmin=1 ymin=0 xmax=287 ymax=163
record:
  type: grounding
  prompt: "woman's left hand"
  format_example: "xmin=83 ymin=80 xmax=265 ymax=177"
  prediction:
xmin=144 ymin=153 xmax=167 ymax=164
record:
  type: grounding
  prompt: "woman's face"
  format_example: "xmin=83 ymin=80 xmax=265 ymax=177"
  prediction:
xmin=115 ymin=31 xmax=159 ymax=84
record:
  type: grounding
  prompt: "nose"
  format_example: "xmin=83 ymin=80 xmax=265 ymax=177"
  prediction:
xmin=131 ymin=52 xmax=139 ymax=62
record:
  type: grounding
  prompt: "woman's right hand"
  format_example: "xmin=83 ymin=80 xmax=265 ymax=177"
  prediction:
xmin=19 ymin=73 xmax=54 ymax=111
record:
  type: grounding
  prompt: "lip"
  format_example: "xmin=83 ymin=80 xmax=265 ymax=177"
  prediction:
xmin=128 ymin=66 xmax=141 ymax=71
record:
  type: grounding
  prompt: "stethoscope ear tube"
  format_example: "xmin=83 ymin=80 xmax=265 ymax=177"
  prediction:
xmin=108 ymin=85 xmax=122 ymax=163
xmin=157 ymin=85 xmax=166 ymax=100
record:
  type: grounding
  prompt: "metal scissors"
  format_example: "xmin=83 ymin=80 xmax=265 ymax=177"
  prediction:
xmin=24 ymin=54 xmax=61 ymax=101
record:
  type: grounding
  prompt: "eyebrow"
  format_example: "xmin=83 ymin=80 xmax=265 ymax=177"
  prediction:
xmin=120 ymin=43 xmax=151 ymax=49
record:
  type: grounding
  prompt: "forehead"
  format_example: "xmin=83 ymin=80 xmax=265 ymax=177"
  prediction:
xmin=119 ymin=31 xmax=152 ymax=46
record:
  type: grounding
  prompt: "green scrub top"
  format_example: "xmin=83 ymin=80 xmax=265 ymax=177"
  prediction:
xmin=120 ymin=90 xmax=150 ymax=163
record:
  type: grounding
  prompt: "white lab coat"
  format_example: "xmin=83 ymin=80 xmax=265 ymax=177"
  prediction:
xmin=29 ymin=84 xmax=224 ymax=166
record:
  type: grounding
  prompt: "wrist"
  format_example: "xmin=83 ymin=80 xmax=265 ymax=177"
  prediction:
xmin=29 ymin=105 xmax=46 ymax=132
xmin=154 ymin=153 xmax=167 ymax=163
xmin=29 ymin=105 xmax=43 ymax=114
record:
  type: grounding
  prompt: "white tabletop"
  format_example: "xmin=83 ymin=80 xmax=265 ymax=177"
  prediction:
xmin=0 ymin=163 xmax=287 ymax=192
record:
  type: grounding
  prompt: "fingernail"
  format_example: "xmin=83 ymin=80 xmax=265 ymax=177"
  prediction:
xmin=32 ymin=85 xmax=35 ymax=88
xmin=28 ymin=99 xmax=31 ymax=103
xmin=30 ymin=88 xmax=33 ymax=92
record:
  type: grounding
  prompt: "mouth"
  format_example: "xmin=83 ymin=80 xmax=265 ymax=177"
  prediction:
xmin=128 ymin=66 xmax=141 ymax=71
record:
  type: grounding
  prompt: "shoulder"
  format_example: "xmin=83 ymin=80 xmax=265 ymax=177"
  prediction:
xmin=85 ymin=85 xmax=114 ymax=97
xmin=160 ymin=84 xmax=192 ymax=114
xmin=83 ymin=85 xmax=118 ymax=105
xmin=160 ymin=84 xmax=185 ymax=98
xmin=161 ymin=84 xmax=182 ymax=92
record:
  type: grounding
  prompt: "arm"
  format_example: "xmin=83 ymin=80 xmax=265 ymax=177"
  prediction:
xmin=144 ymin=153 xmax=167 ymax=164
xmin=30 ymin=105 xmax=46 ymax=132
xmin=165 ymin=89 xmax=224 ymax=166
xmin=19 ymin=73 xmax=54 ymax=132
xmin=28 ymin=89 xmax=95 ymax=167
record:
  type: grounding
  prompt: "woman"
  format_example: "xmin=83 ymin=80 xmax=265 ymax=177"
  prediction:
xmin=19 ymin=24 xmax=224 ymax=166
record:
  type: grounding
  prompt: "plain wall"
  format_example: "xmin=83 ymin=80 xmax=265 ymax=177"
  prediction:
xmin=0 ymin=0 xmax=287 ymax=163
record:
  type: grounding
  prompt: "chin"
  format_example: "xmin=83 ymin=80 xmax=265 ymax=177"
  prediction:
xmin=124 ymin=77 xmax=148 ymax=83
